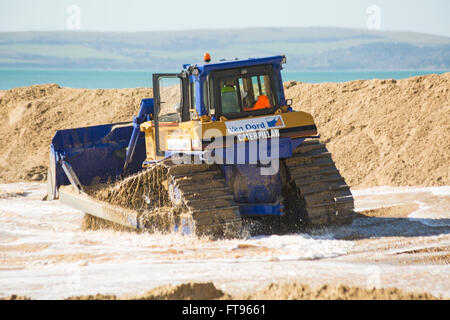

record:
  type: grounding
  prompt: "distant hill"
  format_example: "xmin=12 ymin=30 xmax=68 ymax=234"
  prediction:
xmin=0 ymin=27 xmax=449 ymax=70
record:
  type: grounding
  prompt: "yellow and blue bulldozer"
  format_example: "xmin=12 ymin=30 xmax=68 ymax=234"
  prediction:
xmin=47 ymin=54 xmax=355 ymax=238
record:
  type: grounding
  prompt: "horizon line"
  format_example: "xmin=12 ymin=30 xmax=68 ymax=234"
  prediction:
xmin=0 ymin=26 xmax=448 ymax=39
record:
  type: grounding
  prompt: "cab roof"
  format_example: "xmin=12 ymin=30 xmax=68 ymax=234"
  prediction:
xmin=183 ymin=55 xmax=286 ymax=76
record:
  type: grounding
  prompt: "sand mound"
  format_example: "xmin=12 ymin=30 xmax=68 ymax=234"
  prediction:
xmin=284 ymin=73 xmax=450 ymax=188
xmin=65 ymin=293 xmax=117 ymax=300
xmin=0 ymin=72 xmax=448 ymax=188
xmin=132 ymin=282 xmax=226 ymax=300
xmin=0 ymin=84 xmax=152 ymax=182
xmin=236 ymin=283 xmax=440 ymax=300
xmin=0 ymin=294 xmax=31 ymax=300
xmin=65 ymin=282 xmax=226 ymax=300
xmin=58 ymin=281 xmax=441 ymax=300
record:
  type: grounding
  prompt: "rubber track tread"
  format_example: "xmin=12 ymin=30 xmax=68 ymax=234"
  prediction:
xmin=285 ymin=139 xmax=355 ymax=226
xmin=163 ymin=160 xmax=242 ymax=238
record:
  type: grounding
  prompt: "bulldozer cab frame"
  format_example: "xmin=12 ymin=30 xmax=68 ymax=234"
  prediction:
xmin=152 ymin=72 xmax=190 ymax=156
xmin=211 ymin=64 xmax=280 ymax=119
xmin=152 ymin=56 xmax=287 ymax=157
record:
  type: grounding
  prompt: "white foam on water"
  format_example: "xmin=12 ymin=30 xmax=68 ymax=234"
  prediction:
xmin=232 ymin=234 xmax=354 ymax=261
xmin=352 ymin=186 xmax=450 ymax=197
xmin=352 ymin=186 xmax=450 ymax=227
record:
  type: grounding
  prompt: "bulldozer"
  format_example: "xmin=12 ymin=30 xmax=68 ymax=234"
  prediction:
xmin=47 ymin=54 xmax=355 ymax=238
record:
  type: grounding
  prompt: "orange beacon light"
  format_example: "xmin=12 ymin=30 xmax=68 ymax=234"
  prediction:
xmin=204 ymin=52 xmax=211 ymax=63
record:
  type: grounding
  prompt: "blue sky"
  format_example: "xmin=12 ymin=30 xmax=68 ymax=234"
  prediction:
xmin=0 ymin=0 xmax=449 ymax=37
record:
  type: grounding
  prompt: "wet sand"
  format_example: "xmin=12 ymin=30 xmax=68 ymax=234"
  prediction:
xmin=0 ymin=183 xmax=448 ymax=299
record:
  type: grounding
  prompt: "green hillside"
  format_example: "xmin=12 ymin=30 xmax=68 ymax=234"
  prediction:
xmin=0 ymin=27 xmax=449 ymax=70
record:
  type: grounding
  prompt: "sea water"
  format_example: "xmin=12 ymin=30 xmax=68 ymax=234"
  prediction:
xmin=0 ymin=68 xmax=447 ymax=90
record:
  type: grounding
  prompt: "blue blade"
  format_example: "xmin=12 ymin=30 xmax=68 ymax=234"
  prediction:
xmin=49 ymin=122 xmax=147 ymax=193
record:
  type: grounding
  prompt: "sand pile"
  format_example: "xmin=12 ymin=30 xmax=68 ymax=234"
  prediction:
xmin=0 ymin=72 xmax=448 ymax=188
xmin=0 ymin=294 xmax=31 ymax=300
xmin=53 ymin=282 xmax=442 ymax=300
xmin=132 ymin=282 xmax=227 ymax=300
xmin=0 ymin=84 xmax=152 ymax=182
xmin=236 ymin=283 xmax=440 ymax=300
xmin=65 ymin=282 xmax=226 ymax=300
xmin=284 ymin=73 xmax=450 ymax=188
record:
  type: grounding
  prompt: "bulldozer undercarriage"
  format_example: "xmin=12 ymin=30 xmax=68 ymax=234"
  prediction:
xmin=81 ymin=139 xmax=355 ymax=239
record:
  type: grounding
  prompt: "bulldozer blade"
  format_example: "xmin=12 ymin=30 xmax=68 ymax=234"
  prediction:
xmin=49 ymin=121 xmax=147 ymax=195
xmin=59 ymin=187 xmax=143 ymax=230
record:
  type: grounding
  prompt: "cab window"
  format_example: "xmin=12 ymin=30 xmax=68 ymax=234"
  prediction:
xmin=239 ymin=75 xmax=274 ymax=112
xmin=158 ymin=77 xmax=182 ymax=122
xmin=219 ymin=73 xmax=276 ymax=116
xmin=220 ymin=79 xmax=240 ymax=114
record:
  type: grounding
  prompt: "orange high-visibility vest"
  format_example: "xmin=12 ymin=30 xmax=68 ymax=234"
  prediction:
xmin=244 ymin=95 xmax=271 ymax=111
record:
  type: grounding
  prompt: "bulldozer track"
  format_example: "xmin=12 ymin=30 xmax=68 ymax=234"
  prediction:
xmin=88 ymin=159 xmax=242 ymax=239
xmin=164 ymin=160 xmax=242 ymax=238
xmin=86 ymin=139 xmax=353 ymax=237
xmin=284 ymin=139 xmax=355 ymax=225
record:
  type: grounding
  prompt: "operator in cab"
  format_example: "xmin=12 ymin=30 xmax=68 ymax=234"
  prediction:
xmin=243 ymin=94 xmax=271 ymax=111
xmin=221 ymin=80 xmax=240 ymax=114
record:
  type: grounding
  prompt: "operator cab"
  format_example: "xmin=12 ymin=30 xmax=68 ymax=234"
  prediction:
xmin=153 ymin=54 xmax=286 ymax=124
xmin=151 ymin=54 xmax=287 ymax=155
xmin=214 ymin=63 xmax=279 ymax=119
